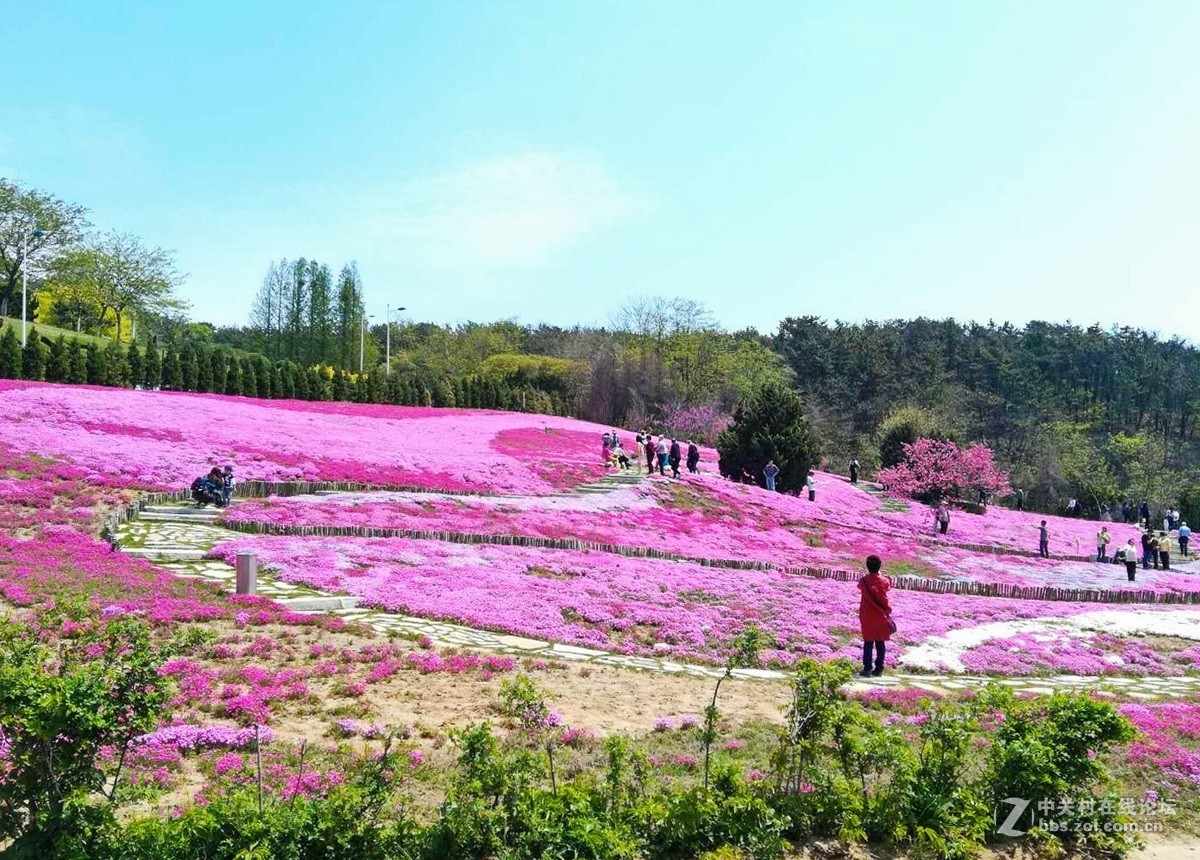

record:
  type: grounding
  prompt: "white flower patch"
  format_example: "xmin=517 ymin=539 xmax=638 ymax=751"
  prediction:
xmin=900 ymin=609 xmax=1200 ymax=673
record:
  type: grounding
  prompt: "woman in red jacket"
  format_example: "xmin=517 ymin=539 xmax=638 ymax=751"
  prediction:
xmin=857 ymin=555 xmax=893 ymax=677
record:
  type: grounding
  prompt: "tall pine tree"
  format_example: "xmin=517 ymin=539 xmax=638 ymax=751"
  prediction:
xmin=21 ymin=329 xmax=46 ymax=381
xmin=0 ymin=328 xmax=21 ymax=378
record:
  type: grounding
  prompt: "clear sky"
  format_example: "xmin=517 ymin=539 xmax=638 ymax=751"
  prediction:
xmin=3 ymin=1 xmax=1199 ymax=338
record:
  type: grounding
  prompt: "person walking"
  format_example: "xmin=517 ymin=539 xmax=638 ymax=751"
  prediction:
xmin=849 ymin=459 xmax=860 ymax=484
xmin=668 ymin=439 xmax=682 ymax=478
xmin=806 ymin=472 xmax=816 ymax=502
xmin=763 ymin=460 xmax=779 ymax=492
xmin=936 ymin=504 xmax=950 ymax=535
xmin=1141 ymin=531 xmax=1154 ymax=570
xmin=686 ymin=441 xmax=700 ymax=474
xmin=1121 ymin=539 xmax=1138 ymax=582
xmin=1140 ymin=500 xmax=1151 ymax=529
xmin=1121 ymin=502 xmax=1131 ymax=524
xmin=857 ymin=555 xmax=893 ymax=678
xmin=655 ymin=438 xmax=668 ymax=476
xmin=1158 ymin=533 xmax=1171 ymax=571
xmin=644 ymin=434 xmax=656 ymax=474
xmin=1037 ymin=521 xmax=1050 ymax=558
xmin=1014 ymin=488 xmax=1025 ymax=512
xmin=1096 ymin=527 xmax=1110 ymax=562
xmin=634 ymin=433 xmax=645 ymax=465
xmin=1179 ymin=521 xmax=1191 ymax=557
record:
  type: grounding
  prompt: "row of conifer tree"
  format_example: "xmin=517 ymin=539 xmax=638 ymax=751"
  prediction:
xmin=0 ymin=326 xmax=568 ymax=415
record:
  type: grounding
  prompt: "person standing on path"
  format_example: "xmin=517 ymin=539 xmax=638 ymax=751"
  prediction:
xmin=668 ymin=438 xmax=682 ymax=478
xmin=763 ymin=460 xmax=779 ymax=492
xmin=1037 ymin=521 xmax=1050 ymax=558
xmin=655 ymin=438 xmax=668 ymax=475
xmin=1014 ymin=488 xmax=1025 ymax=511
xmin=857 ymin=555 xmax=893 ymax=678
xmin=1121 ymin=539 xmax=1139 ymax=582
xmin=1158 ymin=533 xmax=1171 ymax=570
xmin=644 ymin=435 xmax=656 ymax=473
xmin=1141 ymin=531 xmax=1154 ymax=570
xmin=806 ymin=472 xmax=816 ymax=502
xmin=1096 ymin=526 xmax=1111 ymax=563
xmin=686 ymin=441 xmax=700 ymax=473
xmin=1180 ymin=522 xmax=1191 ymax=557
xmin=849 ymin=459 xmax=860 ymax=484
xmin=222 ymin=465 xmax=235 ymax=507
xmin=936 ymin=504 xmax=950 ymax=535
xmin=1140 ymin=500 xmax=1151 ymax=529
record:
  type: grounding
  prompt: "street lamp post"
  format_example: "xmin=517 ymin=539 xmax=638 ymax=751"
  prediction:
xmin=21 ymin=226 xmax=44 ymax=348
xmin=359 ymin=314 xmax=375 ymax=375
xmin=385 ymin=304 xmax=407 ymax=374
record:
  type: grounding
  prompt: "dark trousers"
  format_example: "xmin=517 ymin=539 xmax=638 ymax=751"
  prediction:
xmin=938 ymin=521 xmax=948 ymax=534
xmin=1039 ymin=541 xmax=1049 ymax=558
xmin=862 ymin=641 xmax=886 ymax=674
xmin=669 ymin=460 xmax=680 ymax=478
xmin=808 ymin=490 xmax=815 ymax=501
xmin=1142 ymin=550 xmax=1152 ymax=570
xmin=850 ymin=469 xmax=858 ymax=484
xmin=1160 ymin=552 xmax=1170 ymax=570
xmin=1181 ymin=536 xmax=1189 ymax=556
xmin=645 ymin=452 xmax=654 ymax=472
xmin=687 ymin=459 xmax=698 ymax=473
xmin=1097 ymin=548 xmax=1107 ymax=562
xmin=1125 ymin=561 xmax=1137 ymax=581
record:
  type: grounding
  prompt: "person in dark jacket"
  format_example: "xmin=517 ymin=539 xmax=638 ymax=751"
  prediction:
xmin=668 ymin=439 xmax=682 ymax=478
xmin=849 ymin=459 xmax=860 ymax=484
xmin=686 ymin=441 xmax=700 ymax=473
xmin=857 ymin=555 xmax=893 ymax=677
xmin=644 ymin=435 xmax=656 ymax=474
xmin=1141 ymin=531 xmax=1154 ymax=570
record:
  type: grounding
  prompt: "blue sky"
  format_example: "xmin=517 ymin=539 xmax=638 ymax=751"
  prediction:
xmin=3 ymin=1 xmax=1199 ymax=337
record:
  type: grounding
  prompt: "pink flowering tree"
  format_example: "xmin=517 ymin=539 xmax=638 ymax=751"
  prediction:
xmin=660 ymin=402 xmax=731 ymax=445
xmin=875 ymin=437 xmax=1011 ymax=505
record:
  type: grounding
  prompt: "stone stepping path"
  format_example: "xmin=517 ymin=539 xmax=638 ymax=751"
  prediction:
xmin=114 ymin=501 xmax=1200 ymax=700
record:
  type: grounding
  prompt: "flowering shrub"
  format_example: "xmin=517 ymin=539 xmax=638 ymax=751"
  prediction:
xmin=876 ymin=437 xmax=1011 ymax=503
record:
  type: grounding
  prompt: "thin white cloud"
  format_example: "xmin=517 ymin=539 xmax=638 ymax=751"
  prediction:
xmin=362 ymin=152 xmax=649 ymax=266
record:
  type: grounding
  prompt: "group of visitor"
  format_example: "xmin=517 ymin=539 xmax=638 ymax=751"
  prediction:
xmin=605 ymin=431 xmax=701 ymax=478
xmin=190 ymin=465 xmax=235 ymax=507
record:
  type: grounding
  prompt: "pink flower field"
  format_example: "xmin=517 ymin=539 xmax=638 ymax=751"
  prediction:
xmin=207 ymin=533 xmax=1200 ymax=674
xmin=0 ymin=381 xmax=623 ymax=494
xmin=1 ymin=380 xmax=1196 ymax=678
xmin=222 ymin=477 xmax=1200 ymax=596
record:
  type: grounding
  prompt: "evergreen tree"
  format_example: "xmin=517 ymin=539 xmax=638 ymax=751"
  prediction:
xmin=46 ymin=336 xmax=70 ymax=383
xmin=256 ymin=357 xmax=272 ymax=398
xmin=143 ymin=345 xmax=162 ymax=390
xmin=309 ymin=367 xmax=329 ymax=400
xmin=180 ymin=344 xmax=198 ymax=391
xmin=67 ymin=340 xmax=88 ymax=384
xmin=716 ymin=382 xmax=821 ymax=493
xmin=331 ymin=370 xmax=348 ymax=401
xmin=162 ymin=346 xmax=183 ymax=390
xmin=210 ymin=352 xmax=228 ymax=393
xmin=225 ymin=357 xmax=243 ymax=395
xmin=103 ymin=339 xmax=128 ymax=386
xmin=272 ymin=362 xmax=287 ymax=399
xmin=196 ymin=347 xmax=215 ymax=393
xmin=21 ymin=329 xmax=46 ymax=381
xmin=293 ymin=363 xmax=311 ymax=400
xmin=85 ymin=345 xmax=106 ymax=385
xmin=0 ymin=328 xmax=21 ymax=379
xmin=126 ymin=341 xmax=143 ymax=388
xmin=240 ymin=359 xmax=258 ymax=398
xmin=433 ymin=379 xmax=456 ymax=408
